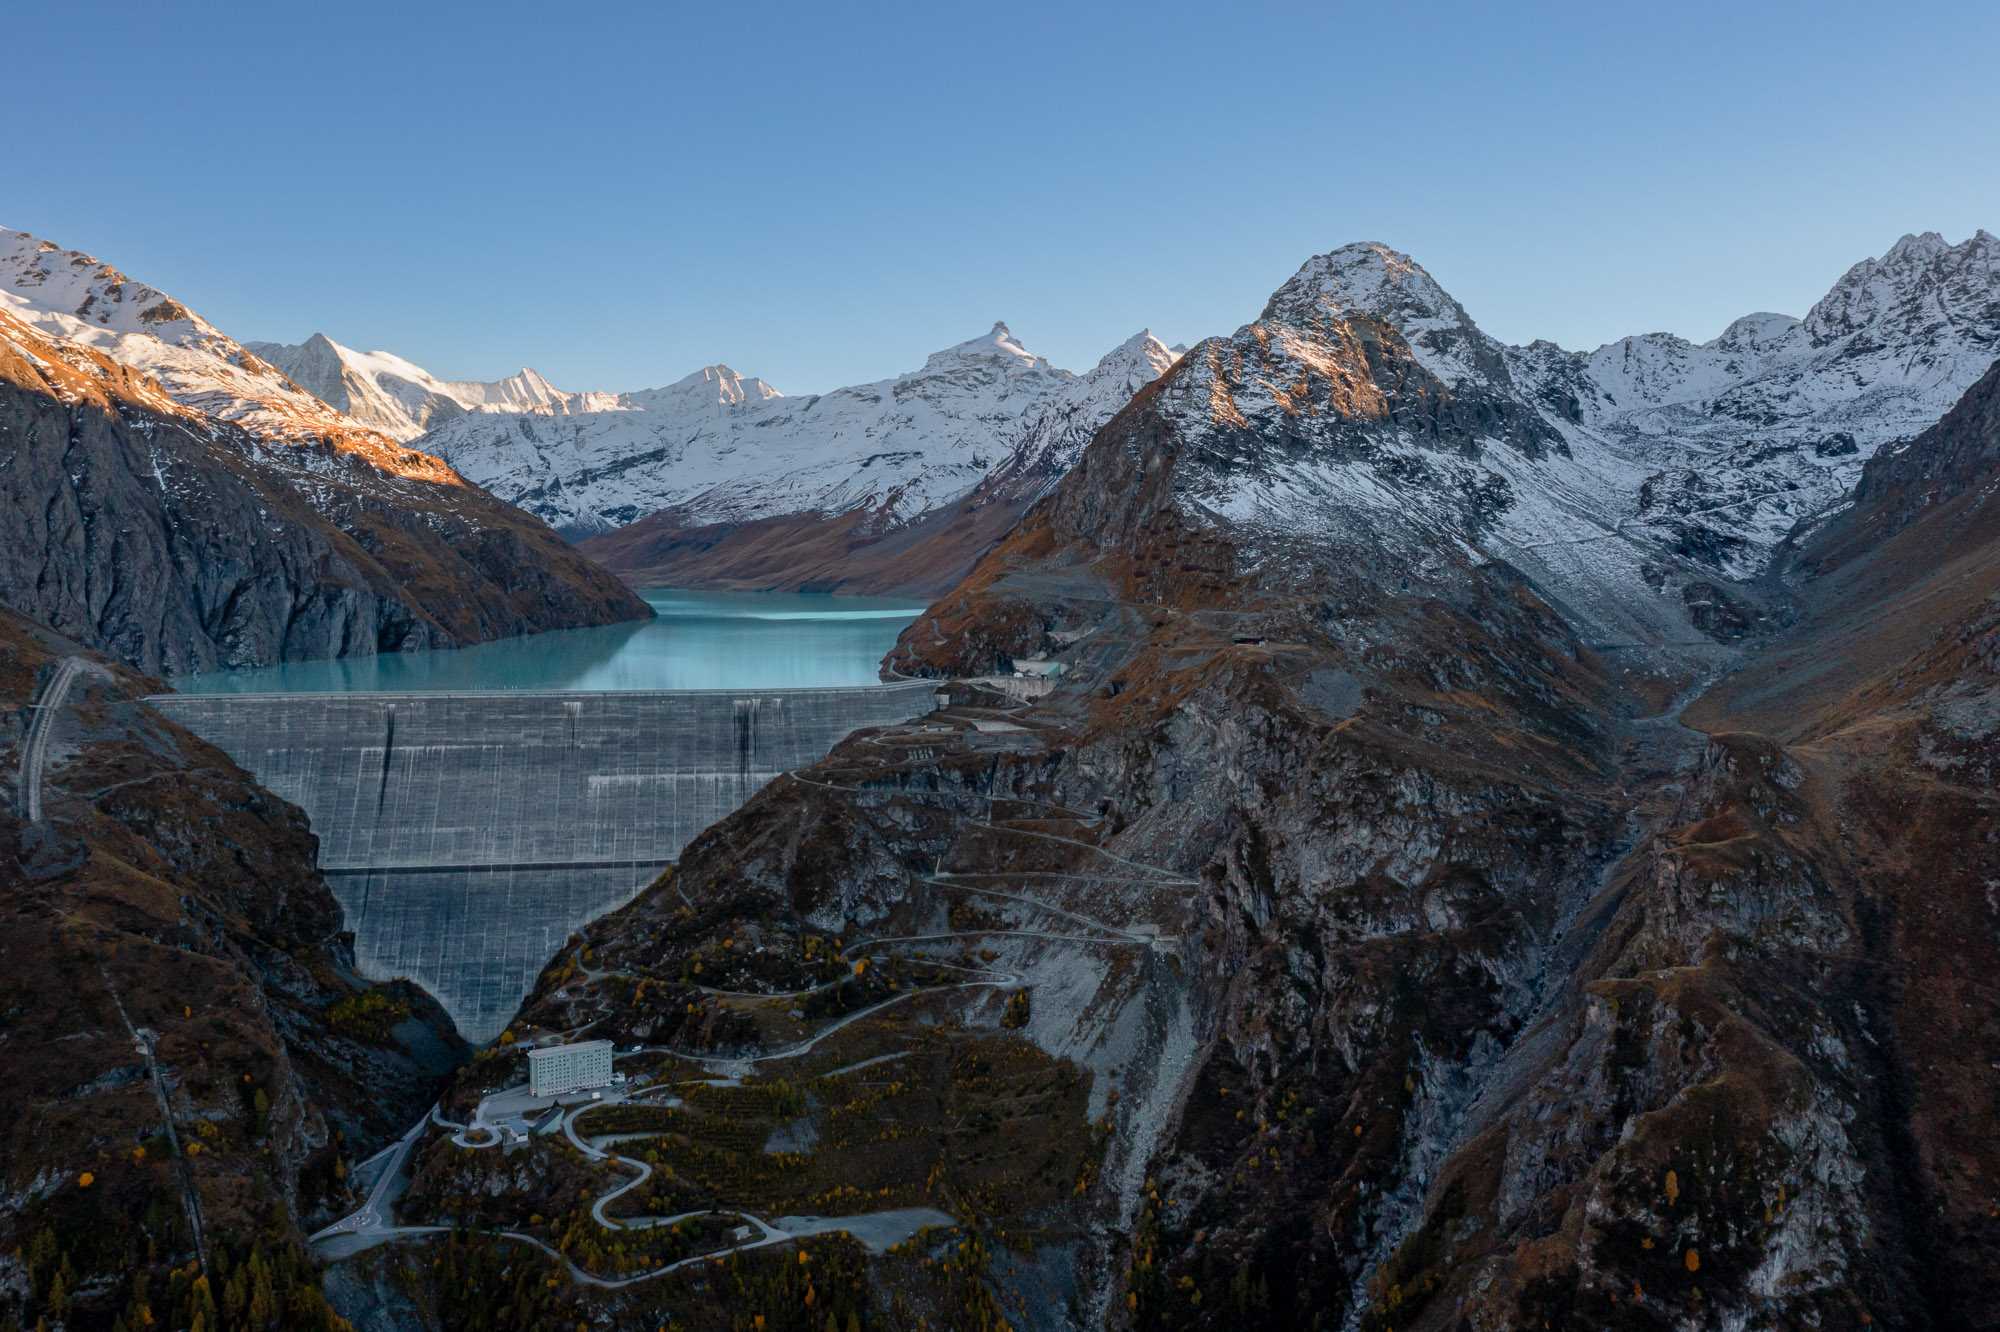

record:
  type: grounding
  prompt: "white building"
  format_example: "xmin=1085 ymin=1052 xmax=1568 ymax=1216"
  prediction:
xmin=527 ymin=1039 xmax=615 ymax=1097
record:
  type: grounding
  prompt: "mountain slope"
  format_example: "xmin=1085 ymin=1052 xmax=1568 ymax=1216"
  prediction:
xmin=0 ymin=609 xmax=464 ymax=1332
xmin=494 ymin=247 xmax=1644 ymax=1327
xmin=417 ymin=323 xmax=1172 ymax=546
xmin=453 ymin=231 xmax=2000 ymax=1330
xmin=870 ymin=245 xmax=2000 ymax=1327
xmin=0 ymin=295 xmax=647 ymax=675
xmin=575 ymin=328 xmax=1182 ymax=594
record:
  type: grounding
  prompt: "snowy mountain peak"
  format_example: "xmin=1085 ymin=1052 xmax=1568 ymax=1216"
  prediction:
xmin=1804 ymin=228 xmax=1999 ymax=344
xmin=919 ymin=321 xmax=1053 ymax=375
xmin=1260 ymin=241 xmax=1499 ymax=388
xmin=622 ymin=363 xmax=781 ymax=413
xmin=1091 ymin=329 xmax=1179 ymax=382
xmin=1712 ymin=311 xmax=1802 ymax=349
xmin=1262 ymin=242 xmax=1467 ymax=331
xmin=420 ymin=322 xmax=1172 ymax=538
xmin=1883 ymin=230 xmax=1952 ymax=262
xmin=453 ymin=365 xmax=573 ymax=412
xmin=1 ymin=227 xmax=226 ymax=350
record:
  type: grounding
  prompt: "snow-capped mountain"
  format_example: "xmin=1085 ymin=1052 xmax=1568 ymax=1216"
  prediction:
xmin=244 ymin=333 xmax=623 ymax=442
xmin=416 ymin=322 xmax=1174 ymax=538
xmin=0 ymin=227 xmax=648 ymax=672
xmin=1100 ymin=231 xmax=1998 ymax=654
xmin=979 ymin=328 xmax=1183 ymax=503
xmin=1523 ymin=229 xmax=2000 ymax=579
xmin=0 ymin=229 xmax=444 ymax=475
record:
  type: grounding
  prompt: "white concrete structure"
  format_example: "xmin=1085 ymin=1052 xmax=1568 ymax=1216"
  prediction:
xmin=527 ymin=1039 xmax=614 ymax=1097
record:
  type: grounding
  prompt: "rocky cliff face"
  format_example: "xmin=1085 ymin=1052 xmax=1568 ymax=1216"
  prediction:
xmin=0 ymin=610 xmax=465 ymax=1331
xmin=874 ymin=257 xmax=2000 ymax=1327
xmin=0 ymin=307 xmax=647 ymax=676
xmin=455 ymin=236 xmax=2000 ymax=1330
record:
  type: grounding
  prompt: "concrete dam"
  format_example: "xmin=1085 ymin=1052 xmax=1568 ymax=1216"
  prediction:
xmin=150 ymin=682 xmax=939 ymax=1041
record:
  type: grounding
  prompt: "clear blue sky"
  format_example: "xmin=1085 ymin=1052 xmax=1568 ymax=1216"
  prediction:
xmin=8 ymin=0 xmax=1996 ymax=394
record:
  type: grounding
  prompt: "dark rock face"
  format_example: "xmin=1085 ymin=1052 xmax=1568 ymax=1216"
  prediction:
xmin=889 ymin=342 xmax=2000 ymax=1328
xmin=0 ymin=610 xmax=465 ymax=1330
xmin=0 ymin=311 xmax=648 ymax=676
xmin=1832 ymin=356 xmax=2000 ymax=551
xmin=765 ymin=322 xmax=1997 ymax=1323
xmin=1680 ymin=579 xmax=1757 ymax=640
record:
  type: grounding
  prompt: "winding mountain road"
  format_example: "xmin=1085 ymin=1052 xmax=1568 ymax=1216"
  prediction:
xmin=315 ymin=706 xmax=1190 ymax=1288
xmin=311 ymin=1105 xmax=436 ymax=1240
xmin=17 ymin=655 xmax=88 ymax=823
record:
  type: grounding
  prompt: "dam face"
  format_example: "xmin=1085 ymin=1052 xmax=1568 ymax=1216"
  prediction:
xmin=149 ymin=683 xmax=938 ymax=1040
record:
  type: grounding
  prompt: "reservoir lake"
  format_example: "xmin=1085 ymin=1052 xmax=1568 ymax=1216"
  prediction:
xmin=174 ymin=589 xmax=928 ymax=694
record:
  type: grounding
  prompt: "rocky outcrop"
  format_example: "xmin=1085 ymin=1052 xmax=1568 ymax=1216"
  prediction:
xmin=0 ymin=308 xmax=647 ymax=676
xmin=0 ymin=609 xmax=465 ymax=1331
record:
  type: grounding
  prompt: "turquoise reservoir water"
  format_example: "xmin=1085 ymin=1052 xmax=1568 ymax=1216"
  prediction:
xmin=174 ymin=589 xmax=928 ymax=694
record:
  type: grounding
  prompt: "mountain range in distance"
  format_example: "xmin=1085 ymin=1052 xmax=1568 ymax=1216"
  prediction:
xmin=6 ymin=220 xmax=1996 ymax=664
xmin=0 ymin=228 xmax=649 ymax=675
xmin=236 ymin=227 xmax=2000 ymax=640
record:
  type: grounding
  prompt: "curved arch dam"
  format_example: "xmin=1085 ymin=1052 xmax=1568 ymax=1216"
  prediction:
xmin=148 ymin=682 xmax=940 ymax=1041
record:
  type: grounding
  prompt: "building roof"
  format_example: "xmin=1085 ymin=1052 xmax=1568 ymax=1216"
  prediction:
xmin=526 ymin=1038 xmax=614 ymax=1061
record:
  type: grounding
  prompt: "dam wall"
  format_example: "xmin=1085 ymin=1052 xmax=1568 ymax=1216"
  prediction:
xmin=149 ymin=682 xmax=939 ymax=1039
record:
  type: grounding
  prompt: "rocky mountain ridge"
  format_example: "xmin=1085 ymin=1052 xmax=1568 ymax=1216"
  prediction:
xmin=242 ymin=332 xmax=624 ymax=441
xmin=571 ymin=326 xmax=1184 ymax=594
xmin=0 ymin=231 xmax=649 ymax=675
xmin=412 ymin=321 xmax=1177 ymax=542
xmin=1023 ymin=232 xmax=2000 ymax=661
xmin=335 ymin=233 xmax=1996 ymax=622
xmin=480 ymin=228 xmax=2000 ymax=1329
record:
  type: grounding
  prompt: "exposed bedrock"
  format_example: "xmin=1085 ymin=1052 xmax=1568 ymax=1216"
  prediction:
xmin=0 ymin=608 xmax=465 ymax=1330
xmin=0 ymin=310 xmax=649 ymax=677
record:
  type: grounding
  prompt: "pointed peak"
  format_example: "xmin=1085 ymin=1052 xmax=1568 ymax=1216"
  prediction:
xmin=295 ymin=332 xmax=351 ymax=363
xmin=1261 ymin=241 xmax=1466 ymax=334
xmin=920 ymin=321 xmax=1048 ymax=374
xmin=667 ymin=363 xmax=747 ymax=388
xmin=626 ymin=362 xmax=779 ymax=410
xmin=1883 ymin=231 xmax=1949 ymax=262
xmin=1092 ymin=329 xmax=1177 ymax=375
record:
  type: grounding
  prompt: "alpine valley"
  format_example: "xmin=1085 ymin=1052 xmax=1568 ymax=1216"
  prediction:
xmin=2 ymin=215 xmax=1999 ymax=1332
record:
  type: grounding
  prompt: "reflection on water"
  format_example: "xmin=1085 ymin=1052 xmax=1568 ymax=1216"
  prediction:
xmin=174 ymin=589 xmax=928 ymax=693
